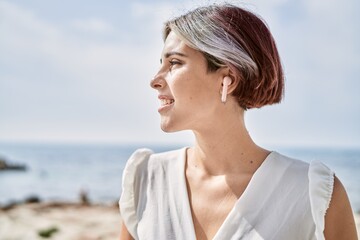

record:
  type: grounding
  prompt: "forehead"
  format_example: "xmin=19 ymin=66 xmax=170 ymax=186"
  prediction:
xmin=161 ymin=31 xmax=202 ymax=59
xmin=162 ymin=31 xmax=185 ymax=52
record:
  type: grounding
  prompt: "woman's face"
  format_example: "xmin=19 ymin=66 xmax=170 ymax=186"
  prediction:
xmin=151 ymin=31 xmax=224 ymax=132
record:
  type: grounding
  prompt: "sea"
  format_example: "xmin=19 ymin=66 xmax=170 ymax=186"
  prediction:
xmin=0 ymin=143 xmax=359 ymax=212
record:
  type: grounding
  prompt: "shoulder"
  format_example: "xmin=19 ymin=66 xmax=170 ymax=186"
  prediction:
xmin=119 ymin=148 xmax=154 ymax=239
xmin=122 ymin=148 xmax=186 ymax=183
xmin=119 ymin=147 xmax=186 ymax=239
xmin=306 ymin=160 xmax=357 ymax=239
xmin=324 ymin=176 xmax=358 ymax=239
xmin=122 ymin=147 xmax=185 ymax=174
xmin=148 ymin=148 xmax=185 ymax=170
xmin=149 ymin=147 xmax=186 ymax=164
xmin=122 ymin=148 xmax=153 ymax=176
xmin=271 ymin=152 xmax=310 ymax=178
xmin=272 ymin=151 xmax=309 ymax=167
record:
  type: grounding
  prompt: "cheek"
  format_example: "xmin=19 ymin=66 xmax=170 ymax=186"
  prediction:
xmin=170 ymin=70 xmax=218 ymax=105
xmin=173 ymin=81 xmax=202 ymax=104
xmin=175 ymin=86 xmax=216 ymax=111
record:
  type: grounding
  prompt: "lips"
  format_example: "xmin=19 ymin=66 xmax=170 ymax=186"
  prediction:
xmin=158 ymin=95 xmax=174 ymax=111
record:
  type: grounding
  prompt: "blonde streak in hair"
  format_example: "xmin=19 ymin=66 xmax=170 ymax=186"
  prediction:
xmin=195 ymin=24 xmax=258 ymax=75
xmin=170 ymin=12 xmax=258 ymax=78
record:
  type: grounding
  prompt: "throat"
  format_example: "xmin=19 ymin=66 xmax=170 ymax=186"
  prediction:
xmin=187 ymin=146 xmax=265 ymax=177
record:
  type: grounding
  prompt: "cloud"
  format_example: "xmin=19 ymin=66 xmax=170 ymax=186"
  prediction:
xmin=244 ymin=0 xmax=360 ymax=147
xmin=0 ymin=1 xmax=161 ymax=142
xmin=71 ymin=18 xmax=114 ymax=34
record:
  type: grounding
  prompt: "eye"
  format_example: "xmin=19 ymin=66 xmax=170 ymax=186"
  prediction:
xmin=168 ymin=59 xmax=182 ymax=71
xmin=169 ymin=59 xmax=181 ymax=66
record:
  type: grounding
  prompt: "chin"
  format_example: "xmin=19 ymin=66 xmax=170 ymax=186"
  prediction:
xmin=160 ymin=120 xmax=183 ymax=133
xmin=160 ymin=124 xmax=178 ymax=133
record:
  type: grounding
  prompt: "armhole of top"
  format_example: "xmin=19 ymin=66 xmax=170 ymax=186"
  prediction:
xmin=308 ymin=161 xmax=335 ymax=240
xmin=119 ymin=148 xmax=153 ymax=239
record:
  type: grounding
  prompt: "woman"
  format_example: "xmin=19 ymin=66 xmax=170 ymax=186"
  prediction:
xmin=119 ymin=4 xmax=357 ymax=240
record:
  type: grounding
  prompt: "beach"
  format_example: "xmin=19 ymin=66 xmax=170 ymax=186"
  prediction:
xmin=0 ymin=202 xmax=121 ymax=240
xmin=0 ymin=201 xmax=359 ymax=239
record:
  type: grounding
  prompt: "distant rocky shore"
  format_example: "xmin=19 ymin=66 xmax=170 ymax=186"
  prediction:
xmin=0 ymin=156 xmax=27 ymax=171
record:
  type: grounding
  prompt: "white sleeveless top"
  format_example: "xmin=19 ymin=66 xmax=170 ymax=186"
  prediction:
xmin=119 ymin=148 xmax=334 ymax=240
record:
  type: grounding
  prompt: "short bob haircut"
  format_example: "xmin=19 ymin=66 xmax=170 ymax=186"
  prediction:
xmin=163 ymin=4 xmax=284 ymax=109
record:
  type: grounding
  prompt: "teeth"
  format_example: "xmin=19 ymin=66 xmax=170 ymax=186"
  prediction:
xmin=160 ymin=99 xmax=174 ymax=106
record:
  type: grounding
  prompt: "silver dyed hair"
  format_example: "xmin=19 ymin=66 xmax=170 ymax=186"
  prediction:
xmin=163 ymin=4 xmax=259 ymax=79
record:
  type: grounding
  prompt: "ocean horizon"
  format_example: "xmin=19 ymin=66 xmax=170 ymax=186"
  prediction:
xmin=0 ymin=142 xmax=359 ymax=212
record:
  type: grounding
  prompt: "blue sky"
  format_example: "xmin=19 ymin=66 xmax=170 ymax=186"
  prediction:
xmin=0 ymin=0 xmax=359 ymax=147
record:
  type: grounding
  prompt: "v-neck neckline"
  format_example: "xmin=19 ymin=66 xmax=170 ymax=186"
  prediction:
xmin=178 ymin=147 xmax=276 ymax=240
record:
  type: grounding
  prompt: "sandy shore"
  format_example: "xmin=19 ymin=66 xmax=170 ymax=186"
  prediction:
xmin=355 ymin=212 xmax=360 ymax=238
xmin=0 ymin=202 xmax=359 ymax=239
xmin=0 ymin=202 xmax=121 ymax=240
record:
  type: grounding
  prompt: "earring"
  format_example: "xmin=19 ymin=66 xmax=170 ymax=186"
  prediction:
xmin=221 ymin=76 xmax=232 ymax=103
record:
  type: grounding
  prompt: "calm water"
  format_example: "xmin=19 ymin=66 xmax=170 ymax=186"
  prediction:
xmin=0 ymin=143 xmax=359 ymax=211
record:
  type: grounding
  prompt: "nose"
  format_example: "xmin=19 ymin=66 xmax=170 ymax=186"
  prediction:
xmin=150 ymin=73 xmax=166 ymax=89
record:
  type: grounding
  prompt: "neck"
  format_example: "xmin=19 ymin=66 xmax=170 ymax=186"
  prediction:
xmin=188 ymin=110 xmax=269 ymax=176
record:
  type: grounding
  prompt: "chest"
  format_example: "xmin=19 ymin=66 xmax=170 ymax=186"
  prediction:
xmin=185 ymin=174 xmax=252 ymax=240
xmin=189 ymin=193 xmax=237 ymax=239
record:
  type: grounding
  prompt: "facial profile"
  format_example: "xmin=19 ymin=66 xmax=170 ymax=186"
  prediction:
xmin=151 ymin=31 xmax=230 ymax=133
xmin=163 ymin=4 xmax=284 ymax=110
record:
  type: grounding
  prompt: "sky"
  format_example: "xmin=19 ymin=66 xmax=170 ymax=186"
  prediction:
xmin=0 ymin=0 xmax=359 ymax=148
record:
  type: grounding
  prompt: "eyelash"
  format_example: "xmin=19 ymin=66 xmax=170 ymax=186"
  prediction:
xmin=169 ymin=59 xmax=181 ymax=67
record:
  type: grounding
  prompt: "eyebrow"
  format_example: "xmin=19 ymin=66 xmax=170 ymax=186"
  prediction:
xmin=160 ymin=51 xmax=188 ymax=63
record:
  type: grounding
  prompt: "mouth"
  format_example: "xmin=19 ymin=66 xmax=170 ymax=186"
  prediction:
xmin=160 ymin=99 xmax=175 ymax=106
xmin=158 ymin=96 xmax=175 ymax=112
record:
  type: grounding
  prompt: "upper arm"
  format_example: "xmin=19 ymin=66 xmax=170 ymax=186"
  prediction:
xmin=120 ymin=222 xmax=134 ymax=240
xmin=324 ymin=176 xmax=358 ymax=240
xmin=119 ymin=201 xmax=134 ymax=240
xmin=119 ymin=149 xmax=153 ymax=240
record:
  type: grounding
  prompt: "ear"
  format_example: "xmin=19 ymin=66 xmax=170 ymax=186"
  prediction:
xmin=219 ymin=67 xmax=240 ymax=95
xmin=221 ymin=76 xmax=232 ymax=102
